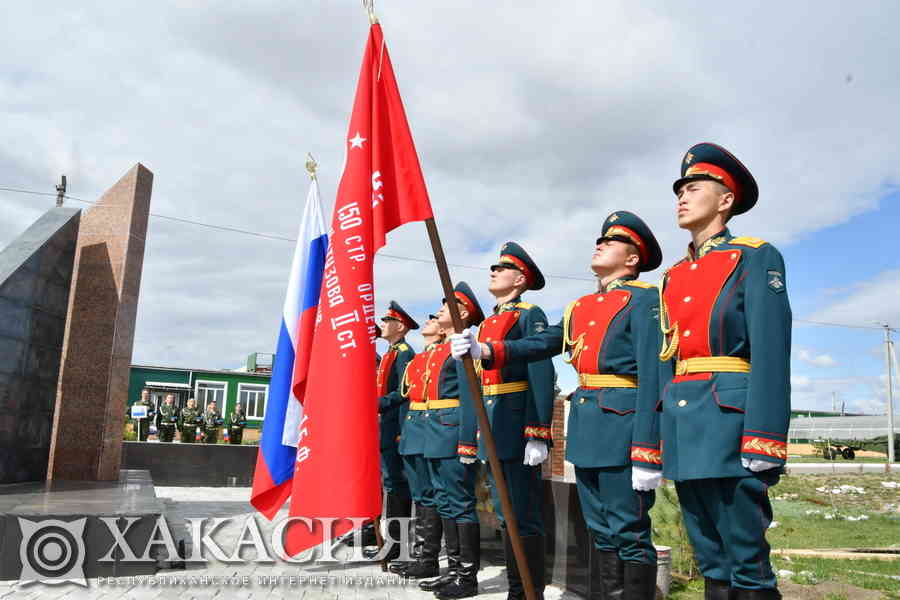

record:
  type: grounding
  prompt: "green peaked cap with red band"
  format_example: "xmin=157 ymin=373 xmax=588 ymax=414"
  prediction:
xmin=674 ymin=142 xmax=759 ymax=215
xmin=490 ymin=241 xmax=545 ymax=290
xmin=599 ymin=211 xmax=663 ymax=272
xmin=383 ymin=300 xmax=419 ymax=330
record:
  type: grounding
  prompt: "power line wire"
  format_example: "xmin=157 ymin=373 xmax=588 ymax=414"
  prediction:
xmin=2 ymin=183 xmax=895 ymax=330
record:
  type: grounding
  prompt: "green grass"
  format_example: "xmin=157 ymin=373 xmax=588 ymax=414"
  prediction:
xmin=651 ymin=473 xmax=900 ymax=597
xmin=772 ymin=556 xmax=900 ymax=596
xmin=789 ymin=455 xmax=890 ymax=464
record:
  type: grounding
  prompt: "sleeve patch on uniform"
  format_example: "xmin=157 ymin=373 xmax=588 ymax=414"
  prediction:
xmin=767 ymin=270 xmax=785 ymax=293
xmin=534 ymin=321 xmax=546 ymax=332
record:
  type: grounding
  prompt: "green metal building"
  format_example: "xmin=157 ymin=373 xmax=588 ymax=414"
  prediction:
xmin=127 ymin=353 xmax=273 ymax=428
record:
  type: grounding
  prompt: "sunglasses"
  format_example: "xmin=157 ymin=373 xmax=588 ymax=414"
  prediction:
xmin=596 ymin=234 xmax=637 ymax=247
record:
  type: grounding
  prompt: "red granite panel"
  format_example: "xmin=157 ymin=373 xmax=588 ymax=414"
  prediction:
xmin=47 ymin=164 xmax=152 ymax=481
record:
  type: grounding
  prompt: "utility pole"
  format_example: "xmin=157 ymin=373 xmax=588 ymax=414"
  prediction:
xmin=55 ymin=175 xmax=66 ymax=207
xmin=832 ymin=391 xmax=837 ymax=413
xmin=882 ymin=324 xmax=896 ymax=466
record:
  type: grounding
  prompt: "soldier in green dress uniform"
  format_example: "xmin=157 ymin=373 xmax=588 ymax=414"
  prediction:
xmin=227 ymin=401 xmax=247 ymax=445
xmin=453 ymin=242 xmax=555 ymax=600
xmin=363 ymin=301 xmax=418 ymax=562
xmin=417 ymin=282 xmax=485 ymax=600
xmin=659 ymin=143 xmax=791 ymax=599
xmin=180 ymin=397 xmax=202 ymax=443
xmin=391 ymin=314 xmax=445 ymax=578
xmin=452 ymin=221 xmax=665 ymax=600
xmin=156 ymin=393 xmax=179 ymax=443
xmin=202 ymin=401 xmax=224 ymax=444
xmin=132 ymin=389 xmax=155 ymax=442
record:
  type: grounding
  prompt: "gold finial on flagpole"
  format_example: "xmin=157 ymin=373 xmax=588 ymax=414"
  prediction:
xmin=305 ymin=153 xmax=318 ymax=180
xmin=363 ymin=0 xmax=378 ymax=25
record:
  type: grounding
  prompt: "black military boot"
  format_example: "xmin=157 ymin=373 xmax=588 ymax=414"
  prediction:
xmin=587 ymin=545 xmax=603 ymax=600
xmin=419 ymin=518 xmax=459 ymax=591
xmin=705 ymin=577 xmax=734 ymax=600
xmin=363 ymin=492 xmax=412 ymax=560
xmin=338 ymin=521 xmax=377 ymax=547
xmin=404 ymin=505 xmax=442 ymax=578
xmin=502 ymin=530 xmax=523 ymax=600
xmin=597 ymin=551 xmax=625 ymax=600
xmin=522 ymin=535 xmax=545 ymax=600
xmin=389 ymin=502 xmax=424 ymax=574
xmin=436 ymin=521 xmax=480 ymax=599
xmin=623 ymin=561 xmax=658 ymax=600
xmin=732 ymin=588 xmax=781 ymax=599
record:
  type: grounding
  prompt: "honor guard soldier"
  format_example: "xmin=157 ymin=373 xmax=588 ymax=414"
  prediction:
xmin=391 ymin=314 xmax=446 ymax=578
xmin=453 ymin=222 xmax=665 ymax=600
xmin=132 ymin=389 xmax=155 ymax=441
xmin=156 ymin=394 xmax=179 ymax=443
xmin=364 ymin=302 xmax=417 ymax=561
xmin=227 ymin=401 xmax=247 ymax=445
xmin=180 ymin=397 xmax=201 ymax=443
xmin=418 ymin=283 xmax=485 ymax=599
xmin=458 ymin=242 xmax=555 ymax=599
xmin=660 ymin=143 xmax=791 ymax=599
xmin=202 ymin=401 xmax=224 ymax=444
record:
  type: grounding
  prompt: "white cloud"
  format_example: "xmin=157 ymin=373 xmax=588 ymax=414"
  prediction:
xmin=809 ymin=269 xmax=900 ymax=330
xmin=796 ymin=348 xmax=838 ymax=368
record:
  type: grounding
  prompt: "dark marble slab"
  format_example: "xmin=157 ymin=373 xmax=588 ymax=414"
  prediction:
xmin=121 ymin=440 xmax=259 ymax=486
xmin=0 ymin=469 xmax=164 ymax=580
xmin=0 ymin=207 xmax=80 ymax=484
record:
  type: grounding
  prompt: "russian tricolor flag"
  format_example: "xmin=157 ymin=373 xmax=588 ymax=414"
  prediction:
xmin=250 ymin=175 xmax=328 ymax=519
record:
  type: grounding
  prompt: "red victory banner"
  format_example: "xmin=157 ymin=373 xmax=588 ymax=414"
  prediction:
xmin=283 ymin=20 xmax=433 ymax=557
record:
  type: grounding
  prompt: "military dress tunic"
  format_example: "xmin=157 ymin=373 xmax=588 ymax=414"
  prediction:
xmin=157 ymin=403 xmax=178 ymax=443
xmin=227 ymin=409 xmax=247 ymax=445
xmin=658 ymin=229 xmax=791 ymax=589
xmin=464 ymin=298 xmax=555 ymax=538
xmin=487 ymin=277 xmax=664 ymax=562
xmin=420 ymin=341 xmax=479 ymax=523
xmin=376 ymin=339 xmax=415 ymax=497
xmin=180 ymin=405 xmax=201 ymax=443
xmin=399 ymin=342 xmax=439 ymax=508
xmin=202 ymin=409 xmax=223 ymax=444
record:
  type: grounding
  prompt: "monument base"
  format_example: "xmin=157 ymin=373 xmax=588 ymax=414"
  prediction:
xmin=0 ymin=469 xmax=169 ymax=581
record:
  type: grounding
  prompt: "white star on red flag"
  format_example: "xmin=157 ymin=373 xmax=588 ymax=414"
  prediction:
xmin=348 ymin=131 xmax=366 ymax=149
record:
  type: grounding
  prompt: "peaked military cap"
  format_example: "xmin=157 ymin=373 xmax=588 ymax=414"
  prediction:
xmin=383 ymin=300 xmax=419 ymax=330
xmin=490 ymin=241 xmax=545 ymax=290
xmin=444 ymin=281 xmax=485 ymax=326
xmin=598 ymin=211 xmax=663 ymax=272
xmin=674 ymin=142 xmax=759 ymax=215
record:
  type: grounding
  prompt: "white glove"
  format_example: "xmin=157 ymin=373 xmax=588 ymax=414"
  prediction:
xmin=460 ymin=456 xmax=477 ymax=464
xmin=632 ymin=466 xmax=662 ymax=491
xmin=450 ymin=330 xmax=481 ymax=360
xmin=523 ymin=440 xmax=549 ymax=466
xmin=741 ymin=457 xmax=780 ymax=472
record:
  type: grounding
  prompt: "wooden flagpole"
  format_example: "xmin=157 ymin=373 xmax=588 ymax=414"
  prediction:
xmin=424 ymin=218 xmax=538 ymax=600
